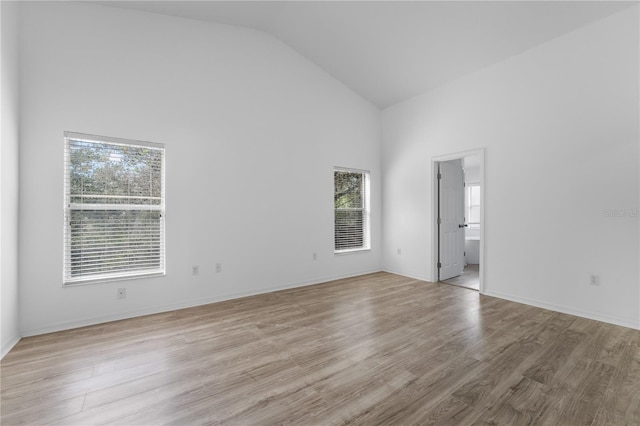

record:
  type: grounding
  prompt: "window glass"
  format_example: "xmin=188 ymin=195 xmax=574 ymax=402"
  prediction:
xmin=334 ymin=169 xmax=370 ymax=253
xmin=64 ymin=133 xmax=165 ymax=284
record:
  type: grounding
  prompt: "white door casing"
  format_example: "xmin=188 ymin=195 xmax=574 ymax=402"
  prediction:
xmin=438 ymin=159 xmax=465 ymax=280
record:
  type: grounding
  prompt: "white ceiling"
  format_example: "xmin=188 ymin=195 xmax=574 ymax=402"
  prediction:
xmin=96 ymin=1 xmax=634 ymax=109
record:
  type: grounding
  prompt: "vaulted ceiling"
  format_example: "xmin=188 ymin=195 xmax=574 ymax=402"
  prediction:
xmin=96 ymin=1 xmax=634 ymax=109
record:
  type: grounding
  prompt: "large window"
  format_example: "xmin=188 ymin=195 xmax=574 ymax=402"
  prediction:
xmin=64 ymin=132 xmax=165 ymax=284
xmin=334 ymin=168 xmax=370 ymax=253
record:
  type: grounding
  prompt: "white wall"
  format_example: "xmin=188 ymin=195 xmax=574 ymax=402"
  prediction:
xmin=382 ymin=6 xmax=639 ymax=329
xmin=464 ymin=163 xmax=480 ymax=185
xmin=18 ymin=2 xmax=381 ymax=336
xmin=1 ymin=1 xmax=21 ymax=357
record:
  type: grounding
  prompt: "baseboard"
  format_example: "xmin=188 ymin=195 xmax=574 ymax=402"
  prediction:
xmin=1 ymin=334 xmax=21 ymax=360
xmin=483 ymin=289 xmax=640 ymax=331
xmin=382 ymin=268 xmax=431 ymax=283
xmin=381 ymin=270 xmax=638 ymax=330
xmin=20 ymin=268 xmax=383 ymax=337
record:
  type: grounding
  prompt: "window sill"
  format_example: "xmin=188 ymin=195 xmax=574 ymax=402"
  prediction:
xmin=334 ymin=248 xmax=371 ymax=256
xmin=63 ymin=271 xmax=165 ymax=287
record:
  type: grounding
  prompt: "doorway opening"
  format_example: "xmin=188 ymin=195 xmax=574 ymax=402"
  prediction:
xmin=432 ymin=149 xmax=484 ymax=292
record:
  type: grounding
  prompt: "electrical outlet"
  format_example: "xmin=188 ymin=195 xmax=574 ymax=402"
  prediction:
xmin=117 ymin=288 xmax=126 ymax=299
xmin=590 ymin=275 xmax=600 ymax=286
xmin=192 ymin=265 xmax=199 ymax=276
xmin=215 ymin=263 xmax=222 ymax=273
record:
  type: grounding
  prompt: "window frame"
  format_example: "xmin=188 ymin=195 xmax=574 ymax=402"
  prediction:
xmin=466 ymin=182 xmax=481 ymax=229
xmin=333 ymin=167 xmax=371 ymax=254
xmin=63 ymin=132 xmax=166 ymax=286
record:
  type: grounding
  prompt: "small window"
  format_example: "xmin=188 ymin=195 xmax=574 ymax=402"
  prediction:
xmin=63 ymin=132 xmax=165 ymax=285
xmin=334 ymin=168 xmax=370 ymax=253
xmin=466 ymin=183 xmax=480 ymax=228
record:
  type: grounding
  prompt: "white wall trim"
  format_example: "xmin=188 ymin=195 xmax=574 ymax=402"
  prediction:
xmin=382 ymin=268 xmax=430 ymax=283
xmin=1 ymin=334 xmax=21 ymax=360
xmin=20 ymin=268 xmax=382 ymax=337
xmin=484 ymin=289 xmax=640 ymax=331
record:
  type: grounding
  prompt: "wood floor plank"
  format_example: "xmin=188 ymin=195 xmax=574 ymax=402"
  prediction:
xmin=344 ymin=355 xmax=482 ymax=424
xmin=522 ymin=329 xmax=585 ymax=386
xmin=535 ymin=359 xmax=616 ymax=426
xmin=2 ymin=271 xmax=638 ymax=425
xmin=592 ymin=407 xmax=634 ymax=426
xmin=602 ymin=333 xmax=640 ymax=423
xmin=451 ymin=337 xmax=542 ymax=408
xmin=0 ymin=394 xmax=86 ymax=425
xmin=471 ymin=376 xmax=550 ymax=425
xmin=411 ymin=395 xmax=475 ymax=426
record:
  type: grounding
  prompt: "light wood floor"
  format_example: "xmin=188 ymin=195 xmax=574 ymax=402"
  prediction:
xmin=1 ymin=272 xmax=639 ymax=425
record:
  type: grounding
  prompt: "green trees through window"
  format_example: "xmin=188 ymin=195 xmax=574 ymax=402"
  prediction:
xmin=64 ymin=134 xmax=165 ymax=284
xmin=69 ymin=141 xmax=162 ymax=205
xmin=334 ymin=169 xmax=370 ymax=252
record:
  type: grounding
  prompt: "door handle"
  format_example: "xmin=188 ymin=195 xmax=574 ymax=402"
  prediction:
xmin=459 ymin=224 xmax=468 ymax=228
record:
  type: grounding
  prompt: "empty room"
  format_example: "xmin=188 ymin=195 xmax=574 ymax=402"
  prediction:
xmin=1 ymin=1 xmax=639 ymax=424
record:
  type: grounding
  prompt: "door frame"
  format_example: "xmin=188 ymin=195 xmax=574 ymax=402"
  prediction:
xmin=431 ymin=148 xmax=486 ymax=293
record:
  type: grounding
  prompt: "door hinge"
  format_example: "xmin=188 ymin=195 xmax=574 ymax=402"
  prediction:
xmin=437 ymin=173 xmax=442 ymax=180
xmin=438 ymin=217 xmax=442 ymax=225
xmin=437 ymin=262 xmax=442 ymax=269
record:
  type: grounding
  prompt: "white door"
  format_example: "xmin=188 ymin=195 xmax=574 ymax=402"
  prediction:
xmin=438 ymin=159 xmax=465 ymax=280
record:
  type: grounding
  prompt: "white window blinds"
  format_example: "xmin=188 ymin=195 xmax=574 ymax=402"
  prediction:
xmin=334 ymin=168 xmax=370 ymax=253
xmin=63 ymin=132 xmax=165 ymax=284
